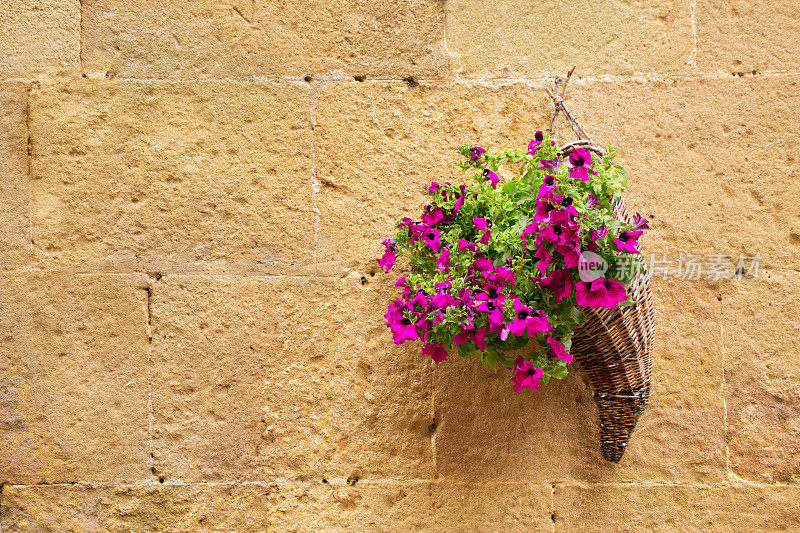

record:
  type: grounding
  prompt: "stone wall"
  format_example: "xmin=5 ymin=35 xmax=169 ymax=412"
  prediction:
xmin=1 ymin=1 xmax=799 ymax=531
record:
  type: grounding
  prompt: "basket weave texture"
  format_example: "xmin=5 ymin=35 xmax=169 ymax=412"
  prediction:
xmin=563 ymin=142 xmax=656 ymax=463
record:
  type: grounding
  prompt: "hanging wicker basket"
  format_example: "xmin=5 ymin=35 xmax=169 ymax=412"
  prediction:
xmin=561 ymin=140 xmax=656 ymax=463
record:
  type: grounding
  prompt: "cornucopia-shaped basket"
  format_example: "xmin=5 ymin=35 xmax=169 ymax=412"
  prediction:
xmin=561 ymin=140 xmax=656 ymax=463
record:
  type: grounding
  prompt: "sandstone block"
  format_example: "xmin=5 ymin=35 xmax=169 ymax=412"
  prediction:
xmin=0 ymin=0 xmax=79 ymax=78
xmin=30 ymin=80 xmax=314 ymax=274
xmin=0 ymin=83 xmax=30 ymax=268
xmin=81 ymin=0 xmax=446 ymax=79
xmin=446 ymin=0 xmax=693 ymax=77
xmin=150 ymin=274 xmax=433 ymax=482
xmin=0 ymin=273 xmax=149 ymax=483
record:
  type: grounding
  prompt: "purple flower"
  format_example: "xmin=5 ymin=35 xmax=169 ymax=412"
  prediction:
xmin=436 ymin=247 xmax=450 ymax=271
xmin=527 ymin=131 xmax=545 ymax=154
xmin=421 ymin=204 xmax=444 ymax=225
xmin=479 ymin=231 xmax=491 ymax=245
xmin=575 ymin=278 xmax=628 ymax=309
xmin=546 ymin=336 xmax=572 ymax=363
xmin=534 ymin=199 xmax=556 ymax=223
xmin=475 ymin=292 xmax=507 ymax=333
xmin=614 ymin=229 xmax=643 ymax=254
xmin=555 ymin=243 xmax=581 ymax=268
xmin=457 ymin=239 xmax=478 ymax=253
xmin=422 ymin=229 xmax=441 ymax=253
xmin=422 ymin=343 xmax=448 ymax=363
xmin=503 ymin=298 xmax=552 ymax=339
xmin=454 ymin=327 xmax=487 ymax=352
xmin=568 ymin=148 xmax=596 ymax=182
xmin=534 ymin=245 xmax=551 ymax=274
xmin=469 ymin=146 xmax=486 ymax=162
xmin=632 ymin=213 xmax=650 ymax=230
xmin=428 ymin=182 xmax=440 ymax=194
xmin=539 ymin=158 xmax=562 ymax=172
xmin=473 ymin=217 xmax=490 ymax=232
xmin=586 ymin=193 xmax=601 ymax=209
xmin=538 ymin=174 xmax=557 ymax=199
xmin=591 ymin=225 xmax=608 ymax=241
xmin=482 ymin=168 xmax=500 ymax=189
xmin=377 ymin=238 xmax=397 ymax=273
xmin=539 ymin=269 xmax=572 ymax=303
xmin=388 ymin=315 xmax=418 ymax=345
xmin=512 ymin=357 xmax=544 ymax=392
xmin=521 ymin=222 xmax=539 ymax=245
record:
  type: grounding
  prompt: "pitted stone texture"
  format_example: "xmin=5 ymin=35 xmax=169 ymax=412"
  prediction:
xmin=150 ymin=274 xmax=433 ymax=482
xmin=719 ymin=271 xmax=800 ymax=483
xmin=446 ymin=0 xmax=692 ymax=77
xmin=0 ymin=273 xmax=149 ymax=484
xmin=555 ymin=484 xmax=800 ymax=532
xmin=314 ymin=82 xmax=551 ymax=275
xmin=0 ymin=0 xmax=80 ymax=78
xmin=568 ymin=76 xmax=800 ymax=270
xmin=82 ymin=0 xmax=446 ymax=79
xmin=431 ymin=482 xmax=553 ymax=531
xmin=0 ymin=484 xmax=269 ymax=532
xmin=697 ymin=0 xmax=800 ymax=74
xmin=434 ymin=278 xmax=725 ymax=482
xmin=0 ymin=84 xmax=30 ymax=268
xmin=30 ymin=80 xmax=314 ymax=274
xmin=267 ymin=482 xmax=431 ymax=531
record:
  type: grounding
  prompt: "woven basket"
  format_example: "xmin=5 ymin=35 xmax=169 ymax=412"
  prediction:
xmin=561 ymin=141 xmax=656 ymax=463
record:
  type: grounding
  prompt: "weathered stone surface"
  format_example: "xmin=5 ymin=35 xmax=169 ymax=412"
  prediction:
xmin=267 ymin=481 xmax=431 ymax=531
xmin=0 ymin=273 xmax=149 ymax=484
xmin=431 ymin=482 xmax=553 ymax=531
xmin=0 ymin=0 xmax=80 ymax=79
xmin=0 ymin=83 xmax=30 ymax=268
xmin=30 ymin=80 xmax=314 ymax=274
xmin=150 ymin=273 xmax=433 ymax=482
xmin=314 ymin=82 xmax=551 ymax=275
xmin=554 ymin=484 xmax=800 ymax=532
xmin=81 ymin=0 xmax=446 ymax=79
xmin=697 ymin=0 xmax=800 ymax=73
xmin=719 ymin=270 xmax=800 ymax=483
xmin=568 ymin=76 xmax=800 ymax=270
xmin=446 ymin=0 xmax=692 ymax=77
xmin=0 ymin=484 xmax=269 ymax=532
xmin=434 ymin=278 xmax=725 ymax=482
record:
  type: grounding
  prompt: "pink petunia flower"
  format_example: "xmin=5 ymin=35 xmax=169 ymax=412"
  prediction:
xmin=377 ymin=238 xmax=397 ymax=273
xmin=527 ymin=131 xmax=545 ymax=154
xmin=422 ymin=228 xmax=441 ymax=253
xmin=546 ymin=336 xmax=572 ymax=363
xmin=574 ymin=278 xmax=628 ymax=309
xmin=539 ymin=269 xmax=572 ymax=303
xmin=436 ymin=247 xmax=451 ymax=271
xmin=568 ymin=148 xmax=597 ymax=182
xmin=614 ymin=229 xmax=643 ymax=254
xmin=512 ymin=357 xmax=544 ymax=392
xmin=482 ymin=168 xmax=500 ymax=189
xmin=422 ymin=342 xmax=448 ymax=363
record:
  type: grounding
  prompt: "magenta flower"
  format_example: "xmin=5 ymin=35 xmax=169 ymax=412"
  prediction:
xmin=377 ymin=238 xmax=397 ymax=273
xmin=422 ymin=229 xmax=441 ymax=253
xmin=614 ymin=229 xmax=643 ymax=254
xmin=555 ymin=243 xmax=581 ymax=268
xmin=538 ymin=174 xmax=557 ymax=199
xmin=574 ymin=278 xmax=628 ymax=309
xmin=473 ymin=217 xmax=490 ymax=232
xmin=475 ymin=292 xmax=507 ymax=333
xmin=591 ymin=225 xmax=608 ymax=241
xmin=586 ymin=193 xmax=601 ymax=209
xmin=458 ymin=239 xmax=478 ymax=253
xmin=512 ymin=357 xmax=544 ymax=392
xmin=421 ymin=204 xmax=444 ymax=225
xmin=454 ymin=327 xmax=487 ymax=352
xmin=534 ymin=199 xmax=556 ymax=223
xmin=469 ymin=146 xmax=486 ymax=162
xmin=539 ymin=269 xmax=572 ymax=303
xmin=632 ymin=213 xmax=650 ymax=230
xmin=569 ymin=147 xmax=596 ymax=182
xmin=534 ymin=245 xmax=551 ymax=274
xmin=482 ymin=168 xmax=500 ymax=189
xmin=521 ymin=222 xmax=539 ymax=245
xmin=428 ymin=182 xmax=440 ymax=194
xmin=546 ymin=336 xmax=572 ymax=363
xmin=388 ymin=315 xmax=418 ymax=345
xmin=503 ymin=299 xmax=552 ymax=339
xmin=479 ymin=231 xmax=491 ymax=245
xmin=485 ymin=265 xmax=515 ymax=287
xmin=436 ymin=247 xmax=451 ymax=271
xmin=527 ymin=131 xmax=545 ymax=154
xmin=422 ymin=342 xmax=448 ymax=363
xmin=539 ymin=158 xmax=562 ymax=172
